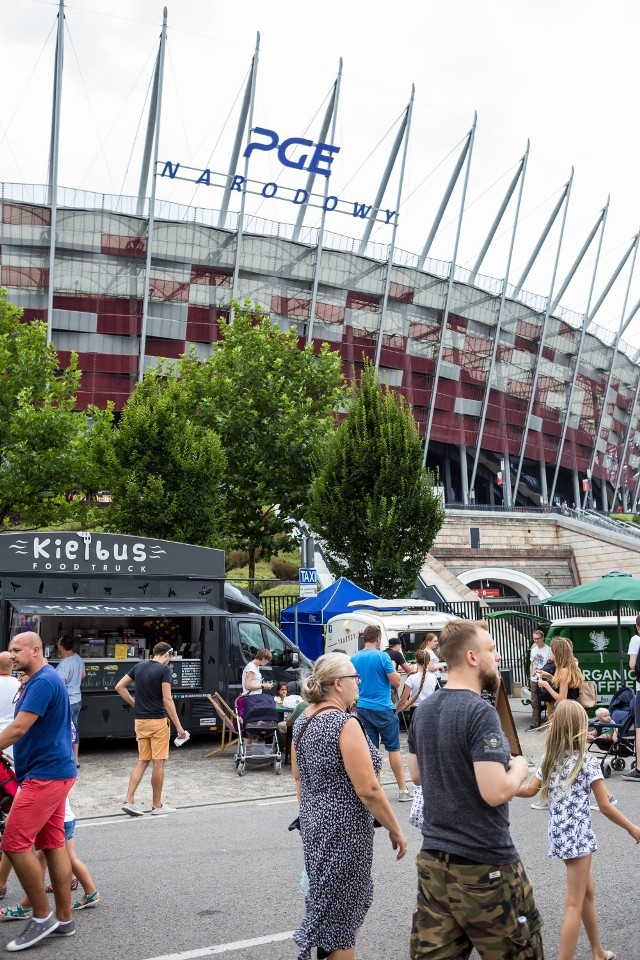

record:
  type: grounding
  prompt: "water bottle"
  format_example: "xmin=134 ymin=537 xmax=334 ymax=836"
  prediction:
xmin=517 ymin=915 xmax=531 ymax=943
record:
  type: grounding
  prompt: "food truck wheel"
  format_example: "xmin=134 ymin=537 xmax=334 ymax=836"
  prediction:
xmin=275 ymin=760 xmax=282 ymax=775
xmin=237 ymin=763 xmax=246 ymax=777
xmin=603 ymin=763 xmax=612 ymax=779
xmin=612 ymin=758 xmax=626 ymax=771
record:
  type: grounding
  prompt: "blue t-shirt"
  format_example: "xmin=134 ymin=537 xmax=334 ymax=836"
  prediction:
xmin=13 ymin=665 xmax=77 ymax=784
xmin=56 ymin=653 xmax=84 ymax=704
xmin=351 ymin=648 xmax=395 ymax=710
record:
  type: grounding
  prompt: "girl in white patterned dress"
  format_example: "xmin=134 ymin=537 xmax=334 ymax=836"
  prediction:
xmin=518 ymin=700 xmax=640 ymax=960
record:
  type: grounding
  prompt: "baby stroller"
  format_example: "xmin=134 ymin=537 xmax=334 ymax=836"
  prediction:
xmin=0 ymin=753 xmax=18 ymax=834
xmin=587 ymin=685 xmax=636 ymax=778
xmin=234 ymin=693 xmax=282 ymax=778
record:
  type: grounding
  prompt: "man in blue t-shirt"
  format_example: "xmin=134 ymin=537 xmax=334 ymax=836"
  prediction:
xmin=351 ymin=625 xmax=412 ymax=802
xmin=0 ymin=631 xmax=77 ymax=949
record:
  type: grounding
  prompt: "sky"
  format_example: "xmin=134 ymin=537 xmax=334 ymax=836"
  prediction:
xmin=2 ymin=0 xmax=640 ymax=343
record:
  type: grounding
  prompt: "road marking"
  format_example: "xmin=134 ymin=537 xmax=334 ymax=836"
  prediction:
xmin=142 ymin=930 xmax=294 ymax=959
xmin=256 ymin=798 xmax=296 ymax=806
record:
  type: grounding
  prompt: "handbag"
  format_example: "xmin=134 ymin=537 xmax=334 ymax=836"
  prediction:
xmin=578 ymin=680 xmax=597 ymax=710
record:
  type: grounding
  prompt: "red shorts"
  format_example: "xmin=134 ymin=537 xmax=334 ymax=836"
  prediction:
xmin=1 ymin=779 xmax=74 ymax=854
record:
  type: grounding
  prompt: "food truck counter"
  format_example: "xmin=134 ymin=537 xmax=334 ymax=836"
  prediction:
xmin=73 ymin=658 xmax=203 ymax=692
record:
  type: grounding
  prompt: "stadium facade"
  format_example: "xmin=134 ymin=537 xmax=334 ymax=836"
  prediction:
xmin=3 ymin=2 xmax=640 ymax=515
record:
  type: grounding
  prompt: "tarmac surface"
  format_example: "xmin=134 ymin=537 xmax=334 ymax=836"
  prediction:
xmin=71 ymin=694 xmax=547 ymax=819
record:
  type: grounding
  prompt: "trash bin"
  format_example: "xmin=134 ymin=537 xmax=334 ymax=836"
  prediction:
xmin=500 ymin=669 xmax=513 ymax=696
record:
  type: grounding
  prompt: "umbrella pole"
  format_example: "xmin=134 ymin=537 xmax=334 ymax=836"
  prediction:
xmin=617 ymin=601 xmax=626 ymax=688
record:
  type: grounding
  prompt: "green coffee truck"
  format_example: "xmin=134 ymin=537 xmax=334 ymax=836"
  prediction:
xmin=543 ymin=615 xmax=636 ymax=704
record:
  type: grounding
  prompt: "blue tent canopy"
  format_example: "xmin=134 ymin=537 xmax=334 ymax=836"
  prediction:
xmin=280 ymin=577 xmax=379 ymax=661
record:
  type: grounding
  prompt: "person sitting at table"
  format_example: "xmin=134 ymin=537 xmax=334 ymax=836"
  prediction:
xmin=277 ymin=696 xmax=307 ymax=760
xmin=274 ymin=681 xmax=288 ymax=705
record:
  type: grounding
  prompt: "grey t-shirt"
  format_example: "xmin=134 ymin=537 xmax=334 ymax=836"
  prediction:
xmin=407 ymin=687 xmax=519 ymax=864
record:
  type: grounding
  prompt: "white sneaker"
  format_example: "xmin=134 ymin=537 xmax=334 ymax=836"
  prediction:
xmin=121 ymin=802 xmax=144 ymax=817
xmin=398 ymin=789 xmax=413 ymax=802
xmin=151 ymin=803 xmax=176 ymax=815
xmin=530 ymin=800 xmax=548 ymax=810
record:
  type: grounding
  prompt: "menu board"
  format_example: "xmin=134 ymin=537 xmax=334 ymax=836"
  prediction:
xmin=81 ymin=659 xmax=202 ymax=691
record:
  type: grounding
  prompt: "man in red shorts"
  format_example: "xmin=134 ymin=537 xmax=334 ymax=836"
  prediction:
xmin=0 ymin=631 xmax=77 ymax=950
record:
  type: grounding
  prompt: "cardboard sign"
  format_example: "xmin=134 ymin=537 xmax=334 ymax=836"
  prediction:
xmin=494 ymin=678 xmax=522 ymax=756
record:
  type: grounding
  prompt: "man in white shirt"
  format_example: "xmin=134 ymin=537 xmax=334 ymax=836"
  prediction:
xmin=622 ymin=614 xmax=640 ymax=781
xmin=0 ymin=652 xmax=20 ymax=761
xmin=527 ymin=629 xmax=551 ymax=731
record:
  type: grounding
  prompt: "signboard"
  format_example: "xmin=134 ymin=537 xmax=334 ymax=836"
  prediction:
xmin=299 ymin=568 xmax=318 ymax=598
xmin=0 ymin=532 xmax=225 ymax=578
xmin=81 ymin=659 xmax=202 ymax=691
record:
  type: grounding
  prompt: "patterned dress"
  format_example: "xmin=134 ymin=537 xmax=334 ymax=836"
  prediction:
xmin=537 ymin=753 xmax=603 ymax=860
xmin=293 ymin=709 xmax=382 ymax=960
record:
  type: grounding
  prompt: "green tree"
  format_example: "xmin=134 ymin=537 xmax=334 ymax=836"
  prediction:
xmin=308 ymin=362 xmax=444 ymax=595
xmin=178 ymin=300 xmax=345 ymax=581
xmin=100 ymin=369 xmax=226 ymax=544
xmin=0 ymin=289 xmax=86 ymax=527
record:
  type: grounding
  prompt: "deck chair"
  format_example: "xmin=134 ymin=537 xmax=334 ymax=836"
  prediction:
xmin=204 ymin=693 xmax=239 ymax=758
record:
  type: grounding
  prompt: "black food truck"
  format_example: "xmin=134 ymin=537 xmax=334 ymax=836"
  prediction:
xmin=0 ymin=531 xmax=310 ymax=739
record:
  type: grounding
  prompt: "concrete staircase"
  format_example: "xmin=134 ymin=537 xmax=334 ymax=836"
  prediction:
xmin=431 ymin=510 xmax=640 ymax=594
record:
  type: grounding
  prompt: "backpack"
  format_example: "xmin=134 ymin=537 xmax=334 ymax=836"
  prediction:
xmin=577 ymin=680 xmax=597 ymax=710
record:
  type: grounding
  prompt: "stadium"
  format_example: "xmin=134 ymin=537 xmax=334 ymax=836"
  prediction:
xmin=3 ymin=2 xmax=640 ymax=517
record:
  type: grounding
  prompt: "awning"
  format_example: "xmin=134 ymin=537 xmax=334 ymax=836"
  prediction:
xmin=9 ymin=600 xmax=225 ymax=617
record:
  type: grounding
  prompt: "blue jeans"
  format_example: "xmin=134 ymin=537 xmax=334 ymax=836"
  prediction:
xmin=70 ymin=701 xmax=82 ymax=744
xmin=357 ymin=707 xmax=400 ymax=752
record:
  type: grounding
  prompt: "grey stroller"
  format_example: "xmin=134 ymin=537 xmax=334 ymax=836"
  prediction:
xmin=234 ymin=693 xmax=282 ymax=777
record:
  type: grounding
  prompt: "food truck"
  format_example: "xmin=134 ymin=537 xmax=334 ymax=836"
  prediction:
xmin=0 ymin=531 xmax=309 ymax=739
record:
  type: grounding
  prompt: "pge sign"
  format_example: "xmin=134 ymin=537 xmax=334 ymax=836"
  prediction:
xmin=244 ymin=127 xmax=340 ymax=177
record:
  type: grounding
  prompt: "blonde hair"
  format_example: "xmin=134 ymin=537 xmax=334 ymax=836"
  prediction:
xmin=550 ymin=637 xmax=582 ymax=691
xmin=539 ymin=700 xmax=588 ymax=804
xmin=300 ymin=653 xmax=351 ymax=704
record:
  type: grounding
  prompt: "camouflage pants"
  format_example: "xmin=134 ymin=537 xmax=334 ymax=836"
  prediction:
xmin=410 ymin=851 xmax=544 ymax=960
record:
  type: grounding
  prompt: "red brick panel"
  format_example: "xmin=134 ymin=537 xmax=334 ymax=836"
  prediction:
xmin=149 ymin=278 xmax=189 ymax=302
xmin=100 ymin=235 xmax=147 ymax=257
xmin=388 ymin=281 xmax=414 ymax=303
xmin=270 ymin=296 xmax=310 ymax=318
xmin=1 ymin=266 xmax=49 ymax=287
xmin=2 ymin=203 xmax=50 ymax=226
xmin=144 ymin=338 xmax=185 ymax=358
xmin=315 ymin=301 xmax=345 ymax=324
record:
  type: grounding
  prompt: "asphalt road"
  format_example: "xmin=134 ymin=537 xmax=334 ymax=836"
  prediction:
xmin=1 ymin=778 xmax=639 ymax=960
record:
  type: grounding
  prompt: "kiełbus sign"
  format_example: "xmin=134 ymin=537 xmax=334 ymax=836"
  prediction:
xmin=158 ymin=126 xmax=398 ymax=227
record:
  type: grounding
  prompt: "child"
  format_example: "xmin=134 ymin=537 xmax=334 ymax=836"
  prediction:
xmin=518 ymin=699 xmax=640 ymax=960
xmin=0 ymin=797 xmax=99 ymax=919
xmin=274 ymin=681 xmax=288 ymax=705
xmin=587 ymin=707 xmax=617 ymax=747
xmin=396 ymin=649 xmax=437 ymax=713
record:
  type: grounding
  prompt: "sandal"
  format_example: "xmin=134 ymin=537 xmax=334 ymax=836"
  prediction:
xmin=45 ymin=877 xmax=78 ymax=893
xmin=73 ymin=890 xmax=100 ymax=910
xmin=0 ymin=887 xmax=6 ymax=901
xmin=0 ymin=905 xmax=32 ymax=920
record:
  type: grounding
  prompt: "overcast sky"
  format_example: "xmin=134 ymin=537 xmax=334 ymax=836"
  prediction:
xmin=2 ymin=0 xmax=640 ymax=343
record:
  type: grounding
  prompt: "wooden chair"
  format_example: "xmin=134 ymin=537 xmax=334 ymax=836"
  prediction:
xmin=204 ymin=693 xmax=239 ymax=758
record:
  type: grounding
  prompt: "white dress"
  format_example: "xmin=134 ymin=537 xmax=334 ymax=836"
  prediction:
xmin=537 ymin=753 xmax=603 ymax=860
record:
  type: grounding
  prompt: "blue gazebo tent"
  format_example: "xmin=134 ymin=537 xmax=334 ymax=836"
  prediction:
xmin=280 ymin=578 xmax=379 ymax=661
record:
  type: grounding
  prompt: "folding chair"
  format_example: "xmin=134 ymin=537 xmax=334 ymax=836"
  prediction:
xmin=204 ymin=693 xmax=239 ymax=758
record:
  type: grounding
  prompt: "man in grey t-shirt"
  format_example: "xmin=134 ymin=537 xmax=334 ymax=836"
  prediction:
xmin=56 ymin=635 xmax=85 ymax=765
xmin=408 ymin=620 xmax=543 ymax=959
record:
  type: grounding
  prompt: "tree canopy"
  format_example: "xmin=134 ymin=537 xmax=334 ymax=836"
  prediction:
xmin=98 ymin=370 xmax=226 ymax=544
xmin=307 ymin=361 xmax=445 ymax=596
xmin=177 ymin=301 xmax=345 ymax=578
xmin=0 ymin=289 xmax=87 ymax=528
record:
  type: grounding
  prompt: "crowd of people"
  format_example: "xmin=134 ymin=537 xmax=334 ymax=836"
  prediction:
xmin=289 ymin=619 xmax=640 ymax=960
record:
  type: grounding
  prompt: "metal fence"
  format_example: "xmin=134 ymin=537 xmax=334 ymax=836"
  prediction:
xmin=241 ymin=587 xmax=637 ymax=688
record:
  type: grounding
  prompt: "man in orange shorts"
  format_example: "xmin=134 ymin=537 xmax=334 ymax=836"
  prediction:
xmin=0 ymin=632 xmax=77 ymax=950
xmin=115 ymin=641 xmax=186 ymax=816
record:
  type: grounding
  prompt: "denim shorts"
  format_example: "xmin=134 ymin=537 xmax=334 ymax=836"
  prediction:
xmin=64 ymin=818 xmax=76 ymax=842
xmin=357 ymin=707 xmax=400 ymax=752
